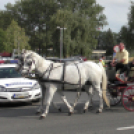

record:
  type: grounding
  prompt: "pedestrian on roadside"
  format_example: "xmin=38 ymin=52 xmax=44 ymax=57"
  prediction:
xmin=99 ymin=55 xmax=106 ymax=69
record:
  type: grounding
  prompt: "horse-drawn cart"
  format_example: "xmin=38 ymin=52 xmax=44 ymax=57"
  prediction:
xmin=106 ymin=67 xmax=134 ymax=111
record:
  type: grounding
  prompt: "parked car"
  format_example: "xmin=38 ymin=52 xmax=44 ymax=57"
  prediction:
xmin=0 ymin=64 xmax=42 ymax=103
xmin=0 ymin=57 xmax=18 ymax=64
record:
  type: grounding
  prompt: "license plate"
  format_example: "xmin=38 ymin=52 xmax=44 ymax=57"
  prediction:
xmin=13 ymin=93 xmax=29 ymax=99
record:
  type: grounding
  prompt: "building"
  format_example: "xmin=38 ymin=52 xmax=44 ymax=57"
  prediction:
xmin=91 ymin=50 xmax=106 ymax=60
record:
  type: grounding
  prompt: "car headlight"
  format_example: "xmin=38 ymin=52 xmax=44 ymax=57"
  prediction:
xmin=32 ymin=83 xmax=40 ymax=90
xmin=0 ymin=86 xmax=7 ymax=92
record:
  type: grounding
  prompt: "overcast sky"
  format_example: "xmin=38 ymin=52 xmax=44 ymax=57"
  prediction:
xmin=0 ymin=0 xmax=133 ymax=33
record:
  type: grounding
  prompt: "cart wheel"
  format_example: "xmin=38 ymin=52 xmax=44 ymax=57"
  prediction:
xmin=122 ymin=85 xmax=134 ymax=112
xmin=107 ymin=85 xmax=121 ymax=106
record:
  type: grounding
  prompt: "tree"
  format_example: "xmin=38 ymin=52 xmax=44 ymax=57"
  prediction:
xmin=98 ymin=29 xmax=114 ymax=56
xmin=0 ymin=10 xmax=13 ymax=30
xmin=119 ymin=2 xmax=134 ymax=53
xmin=0 ymin=28 xmax=6 ymax=52
xmin=4 ymin=20 xmax=30 ymax=53
xmin=2 ymin=0 xmax=108 ymax=57
xmin=49 ymin=0 xmax=107 ymax=57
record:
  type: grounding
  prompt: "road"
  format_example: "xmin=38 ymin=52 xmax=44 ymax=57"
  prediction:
xmin=0 ymin=92 xmax=134 ymax=134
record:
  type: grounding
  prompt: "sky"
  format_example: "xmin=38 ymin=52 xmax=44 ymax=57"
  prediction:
xmin=96 ymin=0 xmax=133 ymax=32
xmin=0 ymin=0 xmax=133 ymax=33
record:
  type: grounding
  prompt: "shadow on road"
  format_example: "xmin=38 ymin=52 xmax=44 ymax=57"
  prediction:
xmin=0 ymin=101 xmax=127 ymax=119
xmin=0 ymin=102 xmax=33 ymax=108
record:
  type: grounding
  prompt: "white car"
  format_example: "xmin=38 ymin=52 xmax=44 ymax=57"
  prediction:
xmin=0 ymin=64 xmax=42 ymax=103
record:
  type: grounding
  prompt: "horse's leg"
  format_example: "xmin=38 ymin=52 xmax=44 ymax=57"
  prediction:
xmin=71 ymin=89 xmax=81 ymax=112
xmin=40 ymin=85 xmax=57 ymax=119
xmin=95 ymin=87 xmax=103 ymax=113
xmin=91 ymin=79 xmax=103 ymax=113
xmin=57 ymin=91 xmax=74 ymax=115
xmin=89 ymin=89 xmax=95 ymax=107
xmin=36 ymin=84 xmax=47 ymax=114
xmin=51 ymin=101 xmax=61 ymax=112
xmin=36 ymin=84 xmax=61 ymax=114
xmin=83 ymin=85 xmax=93 ymax=113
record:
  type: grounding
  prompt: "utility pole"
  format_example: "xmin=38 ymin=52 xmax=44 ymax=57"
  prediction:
xmin=57 ymin=26 xmax=67 ymax=59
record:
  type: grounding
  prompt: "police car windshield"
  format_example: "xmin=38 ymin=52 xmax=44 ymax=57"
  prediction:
xmin=0 ymin=67 xmax=22 ymax=78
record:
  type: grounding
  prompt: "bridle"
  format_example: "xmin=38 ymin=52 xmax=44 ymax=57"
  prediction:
xmin=22 ymin=57 xmax=36 ymax=74
xmin=19 ymin=52 xmax=82 ymax=88
xmin=17 ymin=53 xmax=36 ymax=76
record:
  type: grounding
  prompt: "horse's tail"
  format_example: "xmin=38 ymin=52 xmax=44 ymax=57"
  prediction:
xmin=98 ymin=63 xmax=110 ymax=108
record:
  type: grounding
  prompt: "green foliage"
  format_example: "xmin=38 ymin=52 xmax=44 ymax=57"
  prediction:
xmin=98 ymin=29 xmax=117 ymax=56
xmin=105 ymin=29 xmax=114 ymax=55
xmin=119 ymin=2 xmax=134 ymax=51
xmin=4 ymin=20 xmax=30 ymax=53
xmin=0 ymin=28 xmax=6 ymax=52
xmin=0 ymin=10 xmax=13 ymax=30
xmin=49 ymin=0 xmax=107 ymax=57
xmin=0 ymin=0 xmax=107 ymax=57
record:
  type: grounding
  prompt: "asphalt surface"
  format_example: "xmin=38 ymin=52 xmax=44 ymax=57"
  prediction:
xmin=1 ymin=92 xmax=134 ymax=134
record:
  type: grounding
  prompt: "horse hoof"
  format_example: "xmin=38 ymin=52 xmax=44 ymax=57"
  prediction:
xmin=39 ymin=116 xmax=45 ymax=120
xmin=35 ymin=111 xmax=40 ymax=115
xmin=88 ymin=106 xmax=93 ymax=110
xmin=88 ymin=105 xmax=93 ymax=108
xmin=68 ymin=112 xmax=73 ymax=116
xmin=58 ymin=108 xmax=62 ymax=112
xmin=96 ymin=109 xmax=102 ymax=113
xmin=96 ymin=110 xmax=100 ymax=113
xmin=83 ymin=109 xmax=87 ymax=113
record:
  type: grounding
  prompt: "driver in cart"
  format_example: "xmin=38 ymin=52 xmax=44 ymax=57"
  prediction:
xmin=111 ymin=42 xmax=129 ymax=83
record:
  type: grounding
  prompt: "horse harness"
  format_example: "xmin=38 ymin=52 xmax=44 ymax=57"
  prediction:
xmin=36 ymin=61 xmax=82 ymax=90
xmin=19 ymin=54 xmax=83 ymax=90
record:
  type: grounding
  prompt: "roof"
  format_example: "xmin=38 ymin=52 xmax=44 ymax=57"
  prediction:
xmin=92 ymin=50 xmax=106 ymax=54
xmin=0 ymin=64 xmax=17 ymax=68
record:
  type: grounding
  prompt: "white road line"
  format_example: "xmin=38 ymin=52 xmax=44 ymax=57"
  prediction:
xmin=117 ymin=126 xmax=134 ymax=130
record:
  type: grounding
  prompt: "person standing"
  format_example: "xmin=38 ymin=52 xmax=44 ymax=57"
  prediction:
xmin=111 ymin=42 xmax=129 ymax=82
xmin=99 ymin=55 xmax=106 ymax=69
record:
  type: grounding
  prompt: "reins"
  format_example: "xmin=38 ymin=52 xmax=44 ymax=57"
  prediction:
xmin=35 ymin=61 xmax=82 ymax=88
xmin=20 ymin=53 xmax=83 ymax=89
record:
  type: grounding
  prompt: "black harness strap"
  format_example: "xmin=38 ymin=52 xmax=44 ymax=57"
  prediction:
xmin=62 ymin=62 xmax=66 ymax=90
xmin=37 ymin=63 xmax=53 ymax=79
xmin=47 ymin=63 xmax=53 ymax=79
xmin=74 ymin=63 xmax=82 ymax=89
xmin=38 ymin=79 xmax=81 ymax=85
xmin=34 ymin=62 xmax=82 ymax=89
xmin=61 ymin=62 xmax=81 ymax=90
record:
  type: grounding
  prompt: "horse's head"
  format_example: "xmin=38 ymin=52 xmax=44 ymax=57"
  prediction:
xmin=20 ymin=50 xmax=38 ymax=77
xmin=15 ymin=49 xmax=34 ymax=76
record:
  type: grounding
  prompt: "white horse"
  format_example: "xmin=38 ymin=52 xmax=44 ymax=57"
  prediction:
xmin=16 ymin=51 xmax=93 ymax=114
xmin=16 ymin=51 xmax=63 ymax=112
xmin=19 ymin=50 xmax=110 ymax=118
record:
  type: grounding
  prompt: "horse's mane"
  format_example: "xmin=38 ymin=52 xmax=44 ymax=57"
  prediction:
xmin=22 ymin=50 xmax=43 ymax=59
xmin=22 ymin=50 xmax=54 ymax=64
xmin=21 ymin=50 xmax=54 ymax=65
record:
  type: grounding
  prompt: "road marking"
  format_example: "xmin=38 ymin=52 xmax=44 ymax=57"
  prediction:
xmin=117 ymin=126 xmax=134 ymax=130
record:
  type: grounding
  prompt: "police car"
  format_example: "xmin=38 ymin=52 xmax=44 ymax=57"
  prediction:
xmin=0 ymin=63 xmax=42 ymax=103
